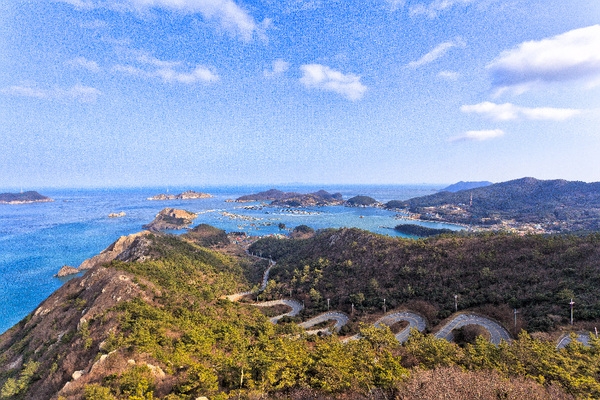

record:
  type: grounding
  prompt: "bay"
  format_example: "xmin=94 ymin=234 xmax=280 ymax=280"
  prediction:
xmin=0 ymin=184 xmax=458 ymax=333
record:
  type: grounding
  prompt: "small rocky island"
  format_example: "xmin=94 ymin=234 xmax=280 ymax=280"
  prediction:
xmin=142 ymin=208 xmax=198 ymax=231
xmin=147 ymin=190 xmax=212 ymax=201
xmin=0 ymin=191 xmax=53 ymax=204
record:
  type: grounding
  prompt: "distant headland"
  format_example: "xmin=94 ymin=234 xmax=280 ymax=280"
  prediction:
xmin=147 ymin=190 xmax=212 ymax=201
xmin=0 ymin=191 xmax=53 ymax=204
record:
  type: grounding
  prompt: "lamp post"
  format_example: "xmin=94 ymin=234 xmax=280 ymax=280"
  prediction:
xmin=570 ymin=299 xmax=575 ymax=325
xmin=327 ymin=298 xmax=330 ymax=310
xmin=513 ymin=308 xmax=519 ymax=330
xmin=454 ymin=295 xmax=458 ymax=312
xmin=383 ymin=298 xmax=386 ymax=314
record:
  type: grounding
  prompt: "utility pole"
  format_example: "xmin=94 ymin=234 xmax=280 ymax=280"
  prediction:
xmin=570 ymin=299 xmax=575 ymax=325
xmin=351 ymin=303 xmax=354 ymax=316
xmin=513 ymin=308 xmax=519 ymax=330
xmin=454 ymin=295 xmax=458 ymax=312
xmin=383 ymin=298 xmax=386 ymax=314
xmin=327 ymin=298 xmax=330 ymax=310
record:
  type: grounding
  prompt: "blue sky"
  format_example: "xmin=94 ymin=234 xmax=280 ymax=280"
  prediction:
xmin=1 ymin=0 xmax=599 ymax=188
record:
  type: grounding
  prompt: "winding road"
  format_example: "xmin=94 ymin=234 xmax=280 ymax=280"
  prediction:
xmin=374 ymin=312 xmax=428 ymax=343
xmin=229 ymin=255 xmax=514 ymax=344
xmin=433 ymin=313 xmax=511 ymax=345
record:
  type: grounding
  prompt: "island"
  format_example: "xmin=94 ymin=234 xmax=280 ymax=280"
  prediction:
xmin=0 ymin=191 xmax=53 ymax=204
xmin=346 ymin=195 xmax=379 ymax=207
xmin=147 ymin=190 xmax=212 ymax=201
xmin=236 ymin=189 xmax=344 ymax=207
xmin=394 ymin=223 xmax=454 ymax=237
xmin=142 ymin=208 xmax=198 ymax=231
xmin=108 ymin=212 xmax=126 ymax=218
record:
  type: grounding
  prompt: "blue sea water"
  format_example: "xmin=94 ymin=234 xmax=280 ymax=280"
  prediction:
xmin=0 ymin=185 xmax=458 ymax=334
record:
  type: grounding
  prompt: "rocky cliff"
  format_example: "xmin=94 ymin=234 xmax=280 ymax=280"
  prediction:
xmin=142 ymin=208 xmax=198 ymax=231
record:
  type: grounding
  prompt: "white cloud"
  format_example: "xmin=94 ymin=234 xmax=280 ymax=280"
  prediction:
xmin=410 ymin=0 xmax=475 ymax=18
xmin=450 ymin=129 xmax=505 ymax=142
xmin=438 ymin=70 xmax=460 ymax=80
xmin=487 ymin=25 xmax=600 ymax=92
xmin=59 ymin=0 xmax=258 ymax=41
xmin=1 ymin=83 xmax=101 ymax=103
xmin=461 ymin=101 xmax=582 ymax=121
xmin=264 ymin=59 xmax=290 ymax=77
xmin=299 ymin=64 xmax=367 ymax=101
xmin=66 ymin=57 xmax=101 ymax=73
xmin=407 ymin=38 xmax=465 ymax=68
xmin=113 ymin=54 xmax=219 ymax=84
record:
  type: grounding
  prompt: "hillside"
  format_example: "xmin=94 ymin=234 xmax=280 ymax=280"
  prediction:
xmin=2 ymin=228 xmax=600 ymax=398
xmin=250 ymin=228 xmax=600 ymax=332
xmin=0 ymin=191 xmax=52 ymax=204
xmin=441 ymin=181 xmax=493 ymax=192
xmin=386 ymin=177 xmax=600 ymax=232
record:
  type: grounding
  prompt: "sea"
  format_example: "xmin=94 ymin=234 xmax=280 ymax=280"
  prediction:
xmin=0 ymin=185 xmax=461 ymax=334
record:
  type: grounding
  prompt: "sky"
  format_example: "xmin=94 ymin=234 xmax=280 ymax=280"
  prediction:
xmin=1 ymin=0 xmax=599 ymax=188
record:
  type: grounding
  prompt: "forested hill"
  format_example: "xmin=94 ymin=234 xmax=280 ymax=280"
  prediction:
xmin=388 ymin=177 xmax=600 ymax=232
xmin=3 ymin=229 xmax=600 ymax=398
xmin=250 ymin=228 xmax=600 ymax=332
xmin=0 ymin=191 xmax=52 ymax=204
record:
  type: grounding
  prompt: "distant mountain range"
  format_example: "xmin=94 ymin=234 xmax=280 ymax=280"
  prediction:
xmin=389 ymin=177 xmax=600 ymax=232
xmin=0 ymin=191 xmax=52 ymax=204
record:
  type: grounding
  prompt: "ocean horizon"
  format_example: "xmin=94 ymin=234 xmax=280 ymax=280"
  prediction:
xmin=0 ymin=184 xmax=459 ymax=334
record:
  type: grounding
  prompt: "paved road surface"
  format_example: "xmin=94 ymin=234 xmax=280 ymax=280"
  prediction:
xmin=253 ymin=299 xmax=304 ymax=323
xmin=374 ymin=312 xmax=427 ymax=343
xmin=434 ymin=313 xmax=511 ymax=344
xmin=299 ymin=312 xmax=349 ymax=334
xmin=556 ymin=333 xmax=594 ymax=349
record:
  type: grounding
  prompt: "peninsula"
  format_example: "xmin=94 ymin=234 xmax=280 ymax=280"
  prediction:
xmin=0 ymin=191 xmax=52 ymax=204
xmin=386 ymin=177 xmax=600 ymax=233
xmin=142 ymin=208 xmax=198 ymax=231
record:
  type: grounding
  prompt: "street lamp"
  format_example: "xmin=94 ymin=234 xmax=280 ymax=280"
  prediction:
xmin=454 ymin=295 xmax=458 ymax=312
xmin=383 ymin=298 xmax=386 ymax=314
xmin=513 ymin=308 xmax=519 ymax=330
xmin=570 ymin=299 xmax=575 ymax=325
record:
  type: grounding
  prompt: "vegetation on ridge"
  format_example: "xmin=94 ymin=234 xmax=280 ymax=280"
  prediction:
xmin=2 ymin=230 xmax=600 ymax=398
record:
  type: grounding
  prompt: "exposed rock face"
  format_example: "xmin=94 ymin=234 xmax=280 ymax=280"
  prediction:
xmin=0 ymin=191 xmax=53 ymax=204
xmin=0 ymin=265 xmax=153 ymax=399
xmin=55 ymin=265 xmax=79 ymax=277
xmin=147 ymin=190 xmax=212 ymax=201
xmin=142 ymin=208 xmax=198 ymax=231
xmin=78 ymin=231 xmax=152 ymax=271
xmin=108 ymin=211 xmax=126 ymax=218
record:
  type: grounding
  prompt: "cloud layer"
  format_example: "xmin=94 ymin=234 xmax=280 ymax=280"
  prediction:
xmin=61 ymin=0 xmax=257 ymax=40
xmin=410 ymin=0 xmax=475 ymax=18
xmin=300 ymin=64 xmax=367 ymax=101
xmin=113 ymin=53 xmax=219 ymax=84
xmin=461 ymin=101 xmax=582 ymax=121
xmin=264 ymin=59 xmax=290 ymax=77
xmin=2 ymin=83 xmax=101 ymax=103
xmin=408 ymin=38 xmax=465 ymax=68
xmin=450 ymin=129 xmax=505 ymax=142
xmin=488 ymin=25 xmax=600 ymax=91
